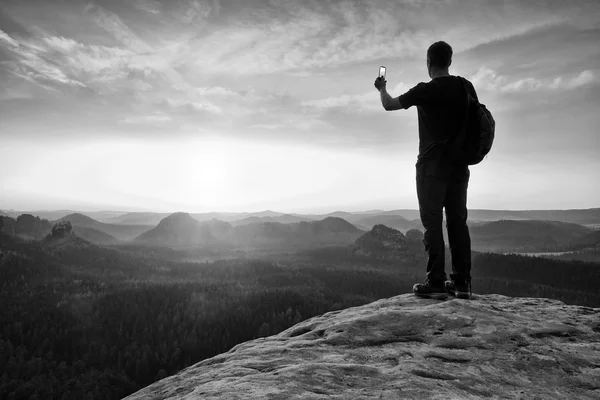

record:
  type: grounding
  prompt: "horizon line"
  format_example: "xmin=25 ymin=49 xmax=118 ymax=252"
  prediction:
xmin=2 ymin=206 xmax=599 ymax=216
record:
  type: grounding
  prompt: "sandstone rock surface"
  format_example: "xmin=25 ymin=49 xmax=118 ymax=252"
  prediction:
xmin=124 ymin=294 xmax=600 ymax=399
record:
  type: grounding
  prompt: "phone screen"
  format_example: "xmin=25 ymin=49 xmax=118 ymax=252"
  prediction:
xmin=379 ymin=66 xmax=386 ymax=79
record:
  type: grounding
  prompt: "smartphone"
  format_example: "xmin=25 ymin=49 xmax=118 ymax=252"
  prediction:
xmin=379 ymin=66 xmax=386 ymax=79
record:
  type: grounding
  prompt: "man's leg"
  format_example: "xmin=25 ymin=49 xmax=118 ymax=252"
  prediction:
xmin=444 ymin=176 xmax=472 ymax=286
xmin=416 ymin=167 xmax=448 ymax=284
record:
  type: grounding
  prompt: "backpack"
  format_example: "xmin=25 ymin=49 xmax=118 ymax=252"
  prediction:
xmin=447 ymin=77 xmax=495 ymax=165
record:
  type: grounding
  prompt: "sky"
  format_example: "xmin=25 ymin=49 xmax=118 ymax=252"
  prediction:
xmin=1 ymin=0 xmax=599 ymax=214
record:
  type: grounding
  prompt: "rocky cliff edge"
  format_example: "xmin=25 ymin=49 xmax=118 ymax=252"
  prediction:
xmin=124 ymin=294 xmax=600 ymax=400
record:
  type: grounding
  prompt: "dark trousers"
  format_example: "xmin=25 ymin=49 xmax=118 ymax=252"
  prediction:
xmin=416 ymin=160 xmax=471 ymax=284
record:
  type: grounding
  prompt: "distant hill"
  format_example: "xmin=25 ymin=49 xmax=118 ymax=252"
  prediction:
xmin=353 ymin=224 xmax=411 ymax=259
xmin=43 ymin=231 xmax=96 ymax=252
xmin=194 ymin=210 xmax=286 ymax=223
xmin=470 ymin=219 xmax=593 ymax=252
xmin=0 ymin=214 xmax=53 ymax=239
xmin=364 ymin=209 xmax=422 ymax=220
xmin=6 ymin=207 xmax=600 ymax=223
xmin=111 ymin=211 xmax=317 ymax=226
xmin=301 ymin=211 xmax=388 ymax=224
xmin=103 ymin=212 xmax=171 ymax=226
xmin=0 ymin=210 xmax=126 ymax=221
xmin=61 ymin=213 xmax=98 ymax=226
xmin=3 ymin=210 xmax=78 ymax=220
xmin=302 ymin=208 xmax=600 ymax=226
xmin=59 ymin=213 xmax=152 ymax=241
xmin=232 ymin=217 xmax=362 ymax=247
xmin=200 ymin=219 xmax=234 ymax=239
xmin=232 ymin=214 xmax=314 ymax=226
xmin=72 ymin=226 xmax=119 ymax=246
xmin=570 ymin=230 xmax=600 ymax=250
xmin=0 ymin=216 xmax=15 ymax=235
xmin=246 ymin=210 xmax=282 ymax=218
xmin=135 ymin=214 xmax=362 ymax=248
xmin=135 ymin=213 xmax=214 ymax=247
xmin=352 ymin=214 xmax=421 ymax=233
xmin=467 ymin=208 xmax=600 ymax=224
xmin=296 ymin=217 xmax=361 ymax=235
xmin=321 ymin=211 xmax=357 ymax=220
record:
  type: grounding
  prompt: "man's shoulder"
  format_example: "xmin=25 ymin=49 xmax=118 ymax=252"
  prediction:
xmin=407 ymin=80 xmax=439 ymax=96
xmin=434 ymin=75 xmax=466 ymax=84
xmin=454 ymin=76 xmax=478 ymax=100
xmin=424 ymin=75 xmax=463 ymax=90
xmin=407 ymin=81 xmax=430 ymax=91
xmin=454 ymin=75 xmax=477 ymax=88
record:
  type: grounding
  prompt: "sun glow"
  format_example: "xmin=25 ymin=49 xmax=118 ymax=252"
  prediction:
xmin=1 ymin=135 xmax=422 ymax=212
xmin=179 ymin=138 xmax=231 ymax=205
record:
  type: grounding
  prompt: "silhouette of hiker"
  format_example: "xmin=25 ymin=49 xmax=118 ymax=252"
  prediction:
xmin=374 ymin=41 xmax=476 ymax=300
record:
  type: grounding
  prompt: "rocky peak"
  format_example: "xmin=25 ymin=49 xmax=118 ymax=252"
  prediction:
xmin=123 ymin=294 xmax=600 ymax=399
xmin=51 ymin=221 xmax=73 ymax=238
xmin=354 ymin=224 xmax=409 ymax=259
xmin=405 ymin=228 xmax=424 ymax=243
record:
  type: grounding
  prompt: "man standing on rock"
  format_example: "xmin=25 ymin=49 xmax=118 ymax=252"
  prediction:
xmin=374 ymin=41 xmax=476 ymax=300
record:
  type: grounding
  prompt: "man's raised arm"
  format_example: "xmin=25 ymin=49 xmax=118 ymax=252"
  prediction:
xmin=374 ymin=77 xmax=404 ymax=111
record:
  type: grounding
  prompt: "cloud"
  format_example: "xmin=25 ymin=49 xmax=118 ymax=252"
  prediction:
xmin=41 ymin=36 xmax=136 ymax=81
xmin=0 ymin=29 xmax=19 ymax=47
xmin=250 ymin=124 xmax=283 ymax=130
xmin=548 ymin=70 xmax=596 ymax=90
xmin=132 ymin=0 xmax=161 ymax=15
xmin=2 ymin=0 xmax=599 ymax=156
xmin=302 ymin=83 xmax=409 ymax=113
xmin=179 ymin=0 xmax=213 ymax=23
xmin=192 ymin=4 xmax=429 ymax=74
xmin=42 ymin=36 xmax=78 ymax=52
xmin=0 ymin=31 xmax=163 ymax=98
xmin=470 ymin=67 xmax=598 ymax=93
xmin=0 ymin=29 xmax=86 ymax=89
xmin=166 ymin=97 xmax=222 ymax=114
xmin=194 ymin=86 xmax=239 ymax=97
xmin=179 ymin=0 xmax=600 ymax=76
xmin=85 ymin=2 xmax=194 ymax=92
xmin=39 ymin=35 xmax=183 ymax=97
xmin=85 ymin=3 xmax=153 ymax=52
xmin=122 ymin=114 xmax=172 ymax=124
xmin=0 ymin=8 xmax=205 ymax=106
xmin=189 ymin=3 xmax=432 ymax=75
xmin=504 ymin=70 xmax=598 ymax=92
xmin=470 ymin=67 xmax=508 ymax=91
xmin=302 ymin=93 xmax=366 ymax=109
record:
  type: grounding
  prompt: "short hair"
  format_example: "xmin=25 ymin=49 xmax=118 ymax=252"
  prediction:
xmin=427 ymin=41 xmax=453 ymax=68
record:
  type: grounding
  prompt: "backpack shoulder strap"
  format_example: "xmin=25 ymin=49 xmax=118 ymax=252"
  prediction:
xmin=445 ymin=77 xmax=471 ymax=145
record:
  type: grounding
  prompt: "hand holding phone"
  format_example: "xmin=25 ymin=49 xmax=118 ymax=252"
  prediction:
xmin=374 ymin=66 xmax=387 ymax=91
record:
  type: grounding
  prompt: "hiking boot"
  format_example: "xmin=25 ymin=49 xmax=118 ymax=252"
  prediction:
xmin=413 ymin=280 xmax=447 ymax=300
xmin=444 ymin=279 xmax=472 ymax=299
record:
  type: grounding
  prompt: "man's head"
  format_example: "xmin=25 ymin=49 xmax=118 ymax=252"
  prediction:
xmin=427 ymin=41 xmax=452 ymax=78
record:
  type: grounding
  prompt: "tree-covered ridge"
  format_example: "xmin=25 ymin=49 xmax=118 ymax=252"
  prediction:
xmin=469 ymin=219 xmax=594 ymax=252
xmin=0 ymin=214 xmax=53 ymax=239
xmin=0 ymin=233 xmax=404 ymax=399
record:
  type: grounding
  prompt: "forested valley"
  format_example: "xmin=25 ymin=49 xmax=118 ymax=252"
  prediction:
xmin=1 ymin=232 xmax=599 ymax=399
